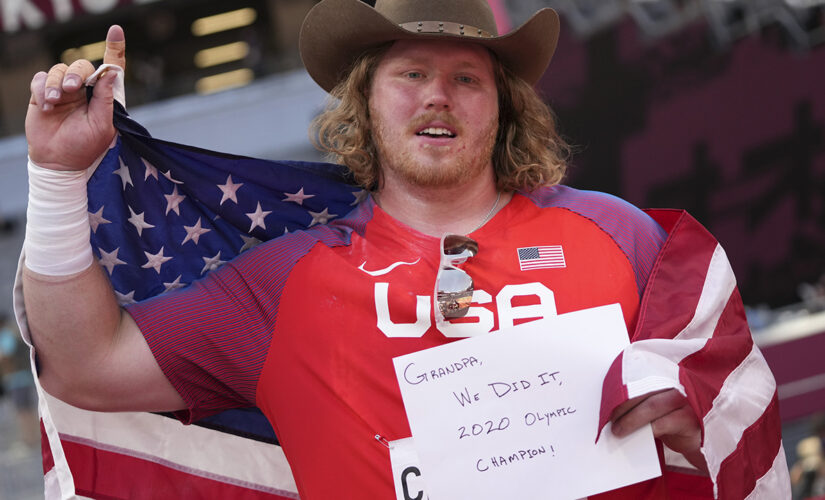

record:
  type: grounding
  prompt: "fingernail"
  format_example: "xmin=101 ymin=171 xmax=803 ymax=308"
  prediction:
xmin=42 ymin=103 xmax=53 ymax=111
xmin=46 ymin=88 xmax=60 ymax=100
xmin=64 ymin=75 xmax=80 ymax=89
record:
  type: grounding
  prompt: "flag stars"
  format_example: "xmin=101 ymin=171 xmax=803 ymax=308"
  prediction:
xmin=308 ymin=207 xmax=337 ymax=227
xmin=142 ymin=247 xmax=173 ymax=274
xmin=114 ymin=290 xmax=136 ymax=305
xmin=114 ymin=157 xmax=133 ymax=190
xmin=351 ymin=189 xmax=369 ymax=206
xmin=128 ymin=207 xmax=155 ymax=236
xmin=246 ymin=202 xmax=272 ymax=231
xmin=201 ymin=252 xmax=226 ymax=275
xmin=88 ymin=206 xmax=111 ymax=233
xmin=163 ymin=275 xmax=187 ymax=292
xmin=98 ymin=247 xmax=126 ymax=274
xmin=165 ymin=185 xmax=186 ymax=215
xmin=143 ymin=159 xmax=159 ymax=181
xmin=218 ymin=175 xmax=243 ymax=205
xmin=283 ymin=187 xmax=314 ymax=205
xmin=239 ymin=234 xmax=262 ymax=252
xmin=182 ymin=218 xmax=211 ymax=245
xmin=162 ymin=169 xmax=184 ymax=184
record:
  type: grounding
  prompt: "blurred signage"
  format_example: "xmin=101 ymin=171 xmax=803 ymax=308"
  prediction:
xmin=1 ymin=0 xmax=160 ymax=33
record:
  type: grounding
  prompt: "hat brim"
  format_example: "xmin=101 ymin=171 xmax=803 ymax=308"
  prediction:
xmin=299 ymin=0 xmax=560 ymax=92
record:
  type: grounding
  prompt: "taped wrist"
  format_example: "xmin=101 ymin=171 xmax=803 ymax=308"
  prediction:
xmin=24 ymin=158 xmax=94 ymax=275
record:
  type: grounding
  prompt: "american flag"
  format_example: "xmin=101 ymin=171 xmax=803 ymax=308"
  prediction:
xmin=517 ymin=245 xmax=566 ymax=270
xmin=24 ymin=105 xmax=790 ymax=498
xmin=598 ymin=210 xmax=790 ymax=498
xmin=32 ymin=103 xmax=362 ymax=499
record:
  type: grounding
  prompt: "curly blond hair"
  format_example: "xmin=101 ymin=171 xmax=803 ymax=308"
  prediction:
xmin=310 ymin=45 xmax=569 ymax=192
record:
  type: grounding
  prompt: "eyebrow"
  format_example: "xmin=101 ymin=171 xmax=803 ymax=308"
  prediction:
xmin=387 ymin=54 xmax=490 ymax=72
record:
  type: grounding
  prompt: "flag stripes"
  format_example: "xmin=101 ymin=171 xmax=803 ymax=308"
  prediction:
xmin=598 ymin=210 xmax=790 ymax=499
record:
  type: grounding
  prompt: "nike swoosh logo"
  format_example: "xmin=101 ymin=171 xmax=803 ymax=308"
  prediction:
xmin=358 ymin=258 xmax=421 ymax=277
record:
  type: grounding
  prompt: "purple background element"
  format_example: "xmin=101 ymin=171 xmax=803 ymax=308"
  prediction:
xmin=540 ymin=17 xmax=825 ymax=308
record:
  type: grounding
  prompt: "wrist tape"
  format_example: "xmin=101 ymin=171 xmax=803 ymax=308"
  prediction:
xmin=24 ymin=158 xmax=94 ymax=275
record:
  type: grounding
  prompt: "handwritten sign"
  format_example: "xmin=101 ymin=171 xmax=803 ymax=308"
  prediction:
xmin=393 ymin=303 xmax=661 ymax=500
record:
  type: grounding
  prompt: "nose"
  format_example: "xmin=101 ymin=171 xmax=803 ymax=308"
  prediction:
xmin=425 ymin=76 xmax=451 ymax=111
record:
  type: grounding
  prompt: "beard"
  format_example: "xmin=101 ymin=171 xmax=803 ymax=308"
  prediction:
xmin=371 ymin=111 xmax=498 ymax=189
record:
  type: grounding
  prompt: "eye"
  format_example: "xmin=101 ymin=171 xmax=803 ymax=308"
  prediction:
xmin=456 ymin=75 xmax=477 ymax=84
xmin=404 ymin=71 xmax=424 ymax=80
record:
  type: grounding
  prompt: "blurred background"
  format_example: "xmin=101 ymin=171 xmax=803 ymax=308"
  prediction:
xmin=0 ymin=0 xmax=823 ymax=498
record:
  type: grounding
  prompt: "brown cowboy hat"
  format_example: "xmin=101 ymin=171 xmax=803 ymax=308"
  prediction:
xmin=299 ymin=0 xmax=560 ymax=92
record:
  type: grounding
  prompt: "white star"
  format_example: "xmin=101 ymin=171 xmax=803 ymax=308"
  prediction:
xmin=143 ymin=159 xmax=159 ymax=180
xmin=115 ymin=290 xmax=136 ymax=305
xmin=162 ymin=169 xmax=184 ymax=184
xmin=163 ymin=275 xmax=187 ymax=292
xmin=239 ymin=233 xmax=262 ymax=252
xmin=201 ymin=251 xmax=226 ymax=275
xmin=351 ymin=189 xmax=369 ymax=206
xmin=165 ymin=185 xmax=186 ymax=215
xmin=283 ymin=187 xmax=314 ymax=205
xmin=246 ymin=202 xmax=272 ymax=231
xmin=98 ymin=247 xmax=126 ymax=274
xmin=218 ymin=175 xmax=243 ymax=205
xmin=182 ymin=217 xmax=211 ymax=245
xmin=128 ymin=207 xmax=155 ymax=236
xmin=142 ymin=246 xmax=173 ymax=274
xmin=114 ymin=157 xmax=133 ymax=190
xmin=308 ymin=207 xmax=337 ymax=227
xmin=88 ymin=206 xmax=111 ymax=233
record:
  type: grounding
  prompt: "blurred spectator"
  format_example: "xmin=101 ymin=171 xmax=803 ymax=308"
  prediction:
xmin=799 ymin=274 xmax=825 ymax=312
xmin=791 ymin=414 xmax=825 ymax=500
xmin=0 ymin=313 xmax=39 ymax=450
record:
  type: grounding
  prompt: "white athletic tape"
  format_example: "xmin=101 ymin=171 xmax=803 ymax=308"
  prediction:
xmin=24 ymin=158 xmax=94 ymax=276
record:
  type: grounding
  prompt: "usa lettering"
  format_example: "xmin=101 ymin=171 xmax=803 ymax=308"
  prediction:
xmin=374 ymin=282 xmax=557 ymax=338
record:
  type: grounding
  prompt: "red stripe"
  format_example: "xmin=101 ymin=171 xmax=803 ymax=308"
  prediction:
xmin=61 ymin=439 xmax=294 ymax=500
xmin=714 ymin=393 xmax=783 ymax=500
xmin=597 ymin=352 xmax=629 ymax=440
xmin=41 ymin=421 xmax=54 ymax=473
xmin=677 ymin=289 xmax=753 ymax=419
xmin=634 ymin=211 xmax=717 ymax=341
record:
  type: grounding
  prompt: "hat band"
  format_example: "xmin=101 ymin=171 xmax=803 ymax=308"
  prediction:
xmin=398 ymin=21 xmax=494 ymax=38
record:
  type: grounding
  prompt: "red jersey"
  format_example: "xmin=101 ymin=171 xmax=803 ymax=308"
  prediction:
xmin=127 ymin=186 xmax=713 ymax=498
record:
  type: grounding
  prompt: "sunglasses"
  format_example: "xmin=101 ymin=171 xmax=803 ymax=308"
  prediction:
xmin=434 ymin=234 xmax=479 ymax=323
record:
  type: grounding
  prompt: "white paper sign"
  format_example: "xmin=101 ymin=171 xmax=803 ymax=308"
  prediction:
xmin=393 ymin=303 xmax=662 ymax=500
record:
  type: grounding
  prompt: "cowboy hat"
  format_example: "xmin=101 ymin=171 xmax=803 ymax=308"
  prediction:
xmin=299 ymin=0 xmax=560 ymax=92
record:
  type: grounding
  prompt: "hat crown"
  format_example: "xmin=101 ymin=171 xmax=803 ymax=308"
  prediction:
xmin=374 ymin=0 xmax=499 ymax=35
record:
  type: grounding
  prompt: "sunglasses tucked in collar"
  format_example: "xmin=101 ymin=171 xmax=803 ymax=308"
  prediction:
xmin=434 ymin=234 xmax=479 ymax=324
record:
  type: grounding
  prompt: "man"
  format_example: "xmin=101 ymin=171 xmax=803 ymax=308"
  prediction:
xmin=22 ymin=0 xmax=787 ymax=498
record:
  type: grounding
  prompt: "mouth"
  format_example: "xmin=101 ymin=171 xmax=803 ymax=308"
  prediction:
xmin=415 ymin=126 xmax=457 ymax=138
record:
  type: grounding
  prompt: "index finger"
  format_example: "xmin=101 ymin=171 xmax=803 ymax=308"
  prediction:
xmin=102 ymin=25 xmax=126 ymax=71
xmin=610 ymin=388 xmax=669 ymax=422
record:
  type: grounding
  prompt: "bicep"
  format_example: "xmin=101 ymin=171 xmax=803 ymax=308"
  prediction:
xmin=64 ymin=310 xmax=187 ymax=413
xmin=108 ymin=311 xmax=188 ymax=412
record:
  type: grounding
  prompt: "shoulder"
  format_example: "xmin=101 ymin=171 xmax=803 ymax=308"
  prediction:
xmin=522 ymin=185 xmax=665 ymax=240
xmin=520 ymin=185 xmax=667 ymax=294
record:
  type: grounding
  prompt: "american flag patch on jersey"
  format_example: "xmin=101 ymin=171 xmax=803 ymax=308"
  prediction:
xmin=517 ymin=245 xmax=566 ymax=271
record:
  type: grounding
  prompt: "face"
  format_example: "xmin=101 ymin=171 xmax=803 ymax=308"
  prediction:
xmin=368 ymin=39 xmax=499 ymax=190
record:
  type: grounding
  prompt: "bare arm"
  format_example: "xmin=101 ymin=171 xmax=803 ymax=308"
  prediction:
xmin=23 ymin=26 xmax=185 ymax=413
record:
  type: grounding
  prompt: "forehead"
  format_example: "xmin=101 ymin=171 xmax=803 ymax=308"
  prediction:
xmin=377 ymin=39 xmax=496 ymax=73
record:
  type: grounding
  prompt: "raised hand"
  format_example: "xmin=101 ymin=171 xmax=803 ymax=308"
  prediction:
xmin=26 ymin=25 xmax=126 ymax=171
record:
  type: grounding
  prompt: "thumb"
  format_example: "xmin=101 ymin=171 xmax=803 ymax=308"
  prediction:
xmin=87 ymin=69 xmax=118 ymax=128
